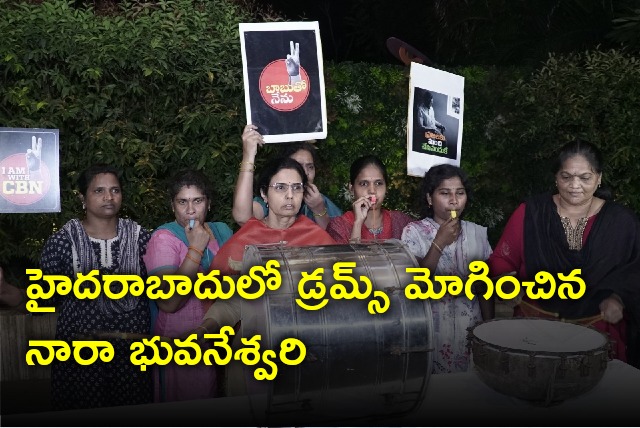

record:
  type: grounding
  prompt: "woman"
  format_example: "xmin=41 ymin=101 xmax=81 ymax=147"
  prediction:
xmin=193 ymin=157 xmax=335 ymax=345
xmin=488 ymin=140 xmax=640 ymax=364
xmin=401 ymin=164 xmax=492 ymax=373
xmin=0 ymin=164 xmax=152 ymax=410
xmin=216 ymin=156 xmax=335 ymax=276
xmin=143 ymin=170 xmax=232 ymax=402
xmin=326 ymin=155 xmax=414 ymax=243
xmin=232 ymin=124 xmax=341 ymax=229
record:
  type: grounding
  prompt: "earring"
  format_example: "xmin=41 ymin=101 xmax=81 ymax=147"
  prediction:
xmin=598 ymin=183 xmax=601 ymax=188
xmin=555 ymin=181 xmax=558 ymax=187
xmin=82 ymin=202 xmax=86 ymax=210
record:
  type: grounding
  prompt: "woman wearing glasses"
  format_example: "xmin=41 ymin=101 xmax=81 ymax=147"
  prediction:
xmin=186 ymin=157 xmax=334 ymax=397
xmin=232 ymin=124 xmax=341 ymax=230
xmin=212 ymin=156 xmax=335 ymax=275
xmin=327 ymin=155 xmax=414 ymax=243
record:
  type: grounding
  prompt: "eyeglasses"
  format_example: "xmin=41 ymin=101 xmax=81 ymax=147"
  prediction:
xmin=267 ymin=183 xmax=305 ymax=193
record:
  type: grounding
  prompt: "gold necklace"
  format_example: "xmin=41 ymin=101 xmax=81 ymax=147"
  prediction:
xmin=557 ymin=196 xmax=594 ymax=223
xmin=558 ymin=196 xmax=594 ymax=250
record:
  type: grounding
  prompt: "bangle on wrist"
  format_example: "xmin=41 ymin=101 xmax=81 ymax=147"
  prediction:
xmin=185 ymin=253 xmax=201 ymax=264
xmin=349 ymin=237 xmax=361 ymax=244
xmin=313 ymin=207 xmax=328 ymax=217
xmin=431 ymin=241 xmax=443 ymax=254
xmin=239 ymin=161 xmax=255 ymax=172
xmin=188 ymin=246 xmax=204 ymax=257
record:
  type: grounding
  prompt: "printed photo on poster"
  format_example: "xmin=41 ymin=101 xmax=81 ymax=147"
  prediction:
xmin=407 ymin=63 xmax=464 ymax=177
xmin=240 ymin=21 xmax=327 ymax=143
xmin=0 ymin=128 xmax=60 ymax=213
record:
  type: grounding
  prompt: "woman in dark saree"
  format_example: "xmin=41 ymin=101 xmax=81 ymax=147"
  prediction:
xmin=488 ymin=140 xmax=640 ymax=366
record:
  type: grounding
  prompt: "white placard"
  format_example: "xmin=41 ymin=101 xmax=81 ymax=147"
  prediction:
xmin=240 ymin=21 xmax=327 ymax=143
xmin=407 ymin=63 xmax=464 ymax=177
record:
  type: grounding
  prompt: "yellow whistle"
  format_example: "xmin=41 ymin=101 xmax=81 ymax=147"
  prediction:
xmin=450 ymin=210 xmax=457 ymax=219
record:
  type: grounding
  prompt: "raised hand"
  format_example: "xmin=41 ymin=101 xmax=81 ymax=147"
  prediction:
xmin=285 ymin=41 xmax=300 ymax=78
xmin=241 ymin=124 xmax=264 ymax=159
xmin=26 ymin=136 xmax=42 ymax=173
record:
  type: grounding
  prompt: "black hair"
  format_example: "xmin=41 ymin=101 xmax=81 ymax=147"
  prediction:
xmin=420 ymin=164 xmax=472 ymax=219
xmin=77 ymin=164 xmax=121 ymax=197
xmin=552 ymin=140 xmax=611 ymax=200
xmin=258 ymin=157 xmax=308 ymax=195
xmin=278 ymin=141 xmax=319 ymax=166
xmin=167 ymin=169 xmax=214 ymax=202
xmin=415 ymin=87 xmax=433 ymax=105
xmin=349 ymin=155 xmax=389 ymax=186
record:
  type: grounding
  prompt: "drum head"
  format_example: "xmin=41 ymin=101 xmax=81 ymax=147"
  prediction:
xmin=473 ymin=318 xmax=607 ymax=353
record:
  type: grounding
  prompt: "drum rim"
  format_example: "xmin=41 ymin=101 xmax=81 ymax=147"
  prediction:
xmin=469 ymin=317 xmax=609 ymax=357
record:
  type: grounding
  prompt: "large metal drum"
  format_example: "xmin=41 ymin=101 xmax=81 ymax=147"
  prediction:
xmin=469 ymin=318 xmax=609 ymax=405
xmin=239 ymin=239 xmax=434 ymax=424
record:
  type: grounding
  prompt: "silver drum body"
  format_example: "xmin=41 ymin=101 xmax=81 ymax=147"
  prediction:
xmin=239 ymin=239 xmax=434 ymax=424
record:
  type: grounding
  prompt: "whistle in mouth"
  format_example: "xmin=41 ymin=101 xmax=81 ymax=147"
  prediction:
xmin=189 ymin=219 xmax=195 ymax=229
xmin=450 ymin=210 xmax=457 ymax=219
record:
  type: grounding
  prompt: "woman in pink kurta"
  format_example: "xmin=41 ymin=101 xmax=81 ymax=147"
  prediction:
xmin=143 ymin=170 xmax=232 ymax=402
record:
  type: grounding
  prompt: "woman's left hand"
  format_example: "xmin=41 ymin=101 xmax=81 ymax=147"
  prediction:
xmin=599 ymin=295 xmax=624 ymax=324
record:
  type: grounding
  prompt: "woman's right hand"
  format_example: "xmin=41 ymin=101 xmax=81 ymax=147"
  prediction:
xmin=434 ymin=217 xmax=460 ymax=247
xmin=599 ymin=295 xmax=624 ymax=324
xmin=185 ymin=220 xmax=210 ymax=253
xmin=242 ymin=124 xmax=264 ymax=159
xmin=352 ymin=196 xmax=372 ymax=225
